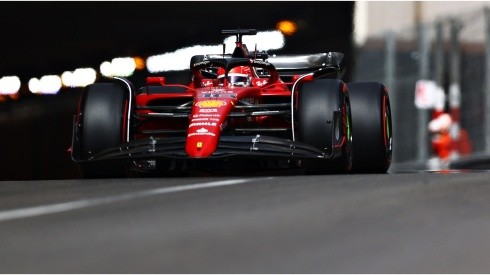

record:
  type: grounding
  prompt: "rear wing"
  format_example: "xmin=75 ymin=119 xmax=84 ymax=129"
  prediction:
xmin=191 ymin=52 xmax=345 ymax=80
xmin=268 ymin=52 xmax=345 ymax=79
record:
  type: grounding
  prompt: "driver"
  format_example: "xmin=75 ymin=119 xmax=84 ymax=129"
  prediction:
xmin=217 ymin=66 xmax=252 ymax=87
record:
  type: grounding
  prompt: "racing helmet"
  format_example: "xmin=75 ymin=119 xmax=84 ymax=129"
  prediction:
xmin=217 ymin=66 xmax=252 ymax=87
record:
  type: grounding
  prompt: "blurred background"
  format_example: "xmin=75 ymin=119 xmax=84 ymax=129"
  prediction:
xmin=353 ymin=1 xmax=490 ymax=170
xmin=1 ymin=1 xmax=490 ymax=180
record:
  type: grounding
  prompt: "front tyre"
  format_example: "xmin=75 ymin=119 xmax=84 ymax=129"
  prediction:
xmin=78 ymin=82 xmax=130 ymax=178
xmin=347 ymin=82 xmax=393 ymax=173
xmin=297 ymin=79 xmax=353 ymax=174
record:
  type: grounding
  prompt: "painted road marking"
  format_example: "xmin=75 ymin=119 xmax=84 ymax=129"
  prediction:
xmin=0 ymin=178 xmax=265 ymax=222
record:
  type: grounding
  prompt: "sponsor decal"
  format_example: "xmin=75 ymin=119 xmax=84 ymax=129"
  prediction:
xmin=210 ymin=89 xmax=235 ymax=94
xmin=197 ymin=128 xmax=208 ymax=133
xmin=196 ymin=100 xmax=226 ymax=108
xmin=191 ymin=117 xmax=210 ymax=122
xmin=254 ymin=80 xmax=268 ymax=87
xmin=191 ymin=117 xmax=220 ymax=122
xmin=199 ymin=108 xmax=218 ymax=113
xmin=188 ymin=127 xmax=216 ymax=137
xmin=252 ymin=59 xmax=270 ymax=66
xmin=202 ymin=80 xmax=213 ymax=87
xmin=199 ymin=93 xmax=237 ymax=99
xmin=194 ymin=114 xmax=220 ymax=118
xmin=189 ymin=122 xmax=217 ymax=127
xmin=193 ymin=60 xmax=210 ymax=68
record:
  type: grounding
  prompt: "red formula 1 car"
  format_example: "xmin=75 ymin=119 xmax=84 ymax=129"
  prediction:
xmin=71 ymin=29 xmax=393 ymax=178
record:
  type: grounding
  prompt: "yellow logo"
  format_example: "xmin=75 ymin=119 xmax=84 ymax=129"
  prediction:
xmin=196 ymin=100 xmax=226 ymax=108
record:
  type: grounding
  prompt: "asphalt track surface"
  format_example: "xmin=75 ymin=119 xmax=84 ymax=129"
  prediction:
xmin=1 ymin=169 xmax=490 ymax=273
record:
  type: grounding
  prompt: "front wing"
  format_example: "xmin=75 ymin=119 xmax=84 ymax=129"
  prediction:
xmin=71 ymin=134 xmax=345 ymax=164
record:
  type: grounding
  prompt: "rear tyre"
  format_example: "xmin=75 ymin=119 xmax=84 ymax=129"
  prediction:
xmin=347 ymin=82 xmax=392 ymax=173
xmin=79 ymin=83 xmax=130 ymax=178
xmin=297 ymin=79 xmax=353 ymax=174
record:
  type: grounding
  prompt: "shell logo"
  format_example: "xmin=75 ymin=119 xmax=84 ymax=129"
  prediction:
xmin=196 ymin=100 xmax=226 ymax=108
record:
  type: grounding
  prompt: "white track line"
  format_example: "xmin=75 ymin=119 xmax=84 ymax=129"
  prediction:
xmin=0 ymin=178 xmax=259 ymax=223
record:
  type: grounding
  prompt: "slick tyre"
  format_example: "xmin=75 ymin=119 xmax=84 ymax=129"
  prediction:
xmin=297 ymin=79 xmax=353 ymax=174
xmin=347 ymin=82 xmax=393 ymax=173
xmin=79 ymin=83 xmax=130 ymax=178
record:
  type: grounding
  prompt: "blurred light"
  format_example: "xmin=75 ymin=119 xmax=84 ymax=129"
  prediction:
xmin=100 ymin=61 xmax=112 ymax=77
xmin=147 ymin=45 xmax=221 ymax=73
xmin=62 ymin=68 xmax=97 ymax=87
xmin=112 ymin=57 xmax=136 ymax=77
xmin=75 ymin=68 xmax=97 ymax=86
xmin=276 ymin=20 xmax=298 ymax=36
xmin=223 ymin=30 xmax=285 ymax=51
xmin=61 ymin=71 xmax=74 ymax=87
xmin=40 ymin=75 xmax=62 ymax=94
xmin=28 ymin=78 xmax=41 ymax=94
xmin=30 ymin=75 xmax=62 ymax=95
xmin=134 ymin=57 xmax=145 ymax=70
xmin=100 ymin=57 xmax=136 ymax=77
xmin=0 ymin=76 xmax=21 ymax=95
xmin=147 ymin=30 xmax=285 ymax=73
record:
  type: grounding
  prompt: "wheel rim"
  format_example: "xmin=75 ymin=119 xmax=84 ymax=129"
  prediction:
xmin=343 ymin=98 xmax=353 ymax=159
xmin=346 ymin=105 xmax=352 ymax=146
xmin=383 ymin=93 xmax=393 ymax=156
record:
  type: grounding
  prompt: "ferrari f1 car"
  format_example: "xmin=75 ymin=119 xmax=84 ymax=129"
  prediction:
xmin=71 ymin=29 xmax=393 ymax=177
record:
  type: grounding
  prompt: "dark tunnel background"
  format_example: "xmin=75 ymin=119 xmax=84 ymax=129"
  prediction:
xmin=0 ymin=1 xmax=355 ymax=180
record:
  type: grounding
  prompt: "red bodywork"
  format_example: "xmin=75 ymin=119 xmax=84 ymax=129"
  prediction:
xmin=135 ymin=70 xmax=293 ymax=159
